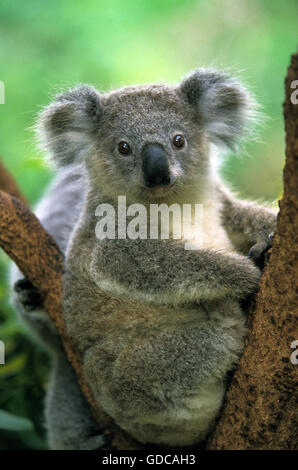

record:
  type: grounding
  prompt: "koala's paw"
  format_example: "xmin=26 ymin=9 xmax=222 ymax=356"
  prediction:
xmin=14 ymin=278 xmax=44 ymax=311
xmin=248 ymin=233 xmax=274 ymax=270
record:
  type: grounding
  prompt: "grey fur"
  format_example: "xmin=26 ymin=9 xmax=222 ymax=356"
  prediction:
xmin=12 ymin=68 xmax=276 ymax=448
xmin=36 ymin=85 xmax=101 ymax=168
xmin=180 ymin=69 xmax=257 ymax=150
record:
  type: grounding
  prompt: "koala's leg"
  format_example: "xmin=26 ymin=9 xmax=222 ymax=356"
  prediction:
xmin=83 ymin=300 xmax=245 ymax=445
xmin=46 ymin=352 xmax=107 ymax=450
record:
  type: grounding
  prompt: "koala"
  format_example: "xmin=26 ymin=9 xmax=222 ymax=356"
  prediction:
xmin=12 ymin=69 xmax=277 ymax=449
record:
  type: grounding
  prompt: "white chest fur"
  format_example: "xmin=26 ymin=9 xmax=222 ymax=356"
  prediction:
xmin=173 ymin=189 xmax=234 ymax=253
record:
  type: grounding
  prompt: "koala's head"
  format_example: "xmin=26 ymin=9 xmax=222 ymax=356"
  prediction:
xmin=38 ymin=69 xmax=255 ymax=203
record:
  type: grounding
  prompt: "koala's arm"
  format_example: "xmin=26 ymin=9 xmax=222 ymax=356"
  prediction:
xmin=218 ymin=187 xmax=277 ymax=254
xmin=90 ymin=237 xmax=260 ymax=306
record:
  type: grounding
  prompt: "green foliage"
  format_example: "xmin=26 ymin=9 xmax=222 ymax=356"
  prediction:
xmin=0 ymin=0 xmax=296 ymax=449
xmin=0 ymin=409 xmax=33 ymax=431
xmin=0 ymin=252 xmax=49 ymax=449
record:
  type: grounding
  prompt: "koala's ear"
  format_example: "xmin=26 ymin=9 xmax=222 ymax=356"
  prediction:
xmin=37 ymin=85 xmax=101 ymax=167
xmin=179 ymin=69 xmax=256 ymax=150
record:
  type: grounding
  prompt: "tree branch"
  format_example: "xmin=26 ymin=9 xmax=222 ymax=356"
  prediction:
xmin=0 ymin=176 xmax=141 ymax=450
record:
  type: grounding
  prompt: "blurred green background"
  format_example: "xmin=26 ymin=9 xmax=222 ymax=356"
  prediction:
xmin=0 ymin=0 xmax=297 ymax=449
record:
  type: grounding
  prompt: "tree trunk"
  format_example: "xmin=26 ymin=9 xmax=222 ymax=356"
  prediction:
xmin=0 ymin=54 xmax=297 ymax=450
xmin=207 ymin=53 xmax=298 ymax=450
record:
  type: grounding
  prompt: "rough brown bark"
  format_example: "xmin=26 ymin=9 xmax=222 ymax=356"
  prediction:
xmin=207 ymin=54 xmax=298 ymax=450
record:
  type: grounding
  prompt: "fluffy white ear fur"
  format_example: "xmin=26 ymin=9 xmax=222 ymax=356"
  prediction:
xmin=180 ymin=68 xmax=257 ymax=151
xmin=36 ymin=85 xmax=101 ymax=167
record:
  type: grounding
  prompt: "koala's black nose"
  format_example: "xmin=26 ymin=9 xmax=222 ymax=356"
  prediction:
xmin=141 ymin=143 xmax=171 ymax=188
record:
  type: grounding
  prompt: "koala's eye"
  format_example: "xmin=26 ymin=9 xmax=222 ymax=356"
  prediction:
xmin=173 ymin=134 xmax=185 ymax=149
xmin=118 ymin=141 xmax=131 ymax=155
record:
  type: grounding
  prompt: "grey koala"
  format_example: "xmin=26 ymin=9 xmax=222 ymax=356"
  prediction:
xmin=12 ymin=69 xmax=277 ymax=449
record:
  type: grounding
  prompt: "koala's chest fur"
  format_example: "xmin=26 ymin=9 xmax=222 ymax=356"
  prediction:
xmin=172 ymin=188 xmax=234 ymax=253
xmin=180 ymin=199 xmax=233 ymax=252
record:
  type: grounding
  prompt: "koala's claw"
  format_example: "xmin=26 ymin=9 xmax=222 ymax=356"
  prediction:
xmin=14 ymin=278 xmax=44 ymax=311
xmin=248 ymin=233 xmax=274 ymax=270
